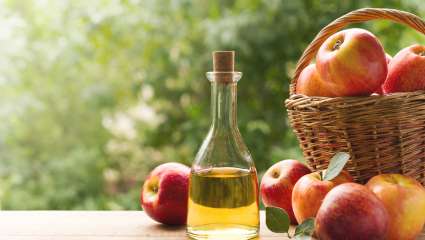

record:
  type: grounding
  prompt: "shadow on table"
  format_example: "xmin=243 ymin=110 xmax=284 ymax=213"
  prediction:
xmin=144 ymin=223 xmax=185 ymax=231
xmin=143 ymin=224 xmax=264 ymax=239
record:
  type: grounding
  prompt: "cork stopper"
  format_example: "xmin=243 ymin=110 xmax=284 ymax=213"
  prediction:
xmin=213 ymin=51 xmax=235 ymax=72
xmin=210 ymin=51 xmax=237 ymax=83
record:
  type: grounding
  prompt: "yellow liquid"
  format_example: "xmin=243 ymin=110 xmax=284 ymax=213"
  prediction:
xmin=187 ymin=167 xmax=259 ymax=240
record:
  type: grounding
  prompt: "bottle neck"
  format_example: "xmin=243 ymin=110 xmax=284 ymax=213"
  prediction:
xmin=211 ymin=81 xmax=238 ymax=129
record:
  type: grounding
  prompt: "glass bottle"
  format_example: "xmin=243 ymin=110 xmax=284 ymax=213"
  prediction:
xmin=187 ymin=51 xmax=259 ymax=240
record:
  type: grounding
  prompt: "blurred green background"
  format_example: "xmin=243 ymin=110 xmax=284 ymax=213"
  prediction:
xmin=0 ymin=0 xmax=423 ymax=210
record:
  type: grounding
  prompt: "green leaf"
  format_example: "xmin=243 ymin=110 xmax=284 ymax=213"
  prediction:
xmin=323 ymin=152 xmax=350 ymax=181
xmin=265 ymin=207 xmax=290 ymax=233
xmin=294 ymin=218 xmax=315 ymax=239
xmin=294 ymin=235 xmax=313 ymax=240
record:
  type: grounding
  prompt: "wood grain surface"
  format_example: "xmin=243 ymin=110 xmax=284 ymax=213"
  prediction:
xmin=0 ymin=211 xmax=423 ymax=240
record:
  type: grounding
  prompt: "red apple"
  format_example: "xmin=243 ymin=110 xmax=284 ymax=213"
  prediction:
xmin=373 ymin=53 xmax=392 ymax=95
xmin=316 ymin=28 xmax=387 ymax=96
xmin=366 ymin=174 xmax=425 ymax=240
xmin=140 ymin=162 xmax=190 ymax=225
xmin=296 ymin=64 xmax=336 ymax=97
xmin=260 ymin=160 xmax=311 ymax=224
xmin=315 ymin=183 xmax=389 ymax=240
xmin=382 ymin=44 xmax=425 ymax=93
xmin=385 ymin=53 xmax=392 ymax=64
xmin=292 ymin=170 xmax=353 ymax=223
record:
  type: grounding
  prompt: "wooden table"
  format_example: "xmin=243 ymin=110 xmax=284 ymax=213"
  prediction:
xmin=0 ymin=211 xmax=423 ymax=240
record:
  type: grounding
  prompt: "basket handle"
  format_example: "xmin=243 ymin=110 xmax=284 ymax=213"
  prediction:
xmin=291 ymin=8 xmax=425 ymax=94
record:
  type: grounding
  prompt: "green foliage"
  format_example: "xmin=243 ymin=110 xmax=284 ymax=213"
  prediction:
xmin=265 ymin=207 xmax=290 ymax=233
xmin=295 ymin=218 xmax=315 ymax=239
xmin=0 ymin=0 xmax=422 ymax=209
xmin=322 ymin=152 xmax=350 ymax=181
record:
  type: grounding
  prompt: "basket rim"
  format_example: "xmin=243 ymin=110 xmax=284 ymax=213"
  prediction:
xmin=287 ymin=89 xmax=425 ymax=101
xmin=284 ymin=89 xmax=425 ymax=110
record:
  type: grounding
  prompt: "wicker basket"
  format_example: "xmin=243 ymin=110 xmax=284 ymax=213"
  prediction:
xmin=285 ymin=8 xmax=425 ymax=184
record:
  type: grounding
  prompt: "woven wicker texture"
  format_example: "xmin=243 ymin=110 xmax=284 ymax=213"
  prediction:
xmin=285 ymin=8 xmax=425 ymax=184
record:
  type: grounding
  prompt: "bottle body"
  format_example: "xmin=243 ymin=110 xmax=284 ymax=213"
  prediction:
xmin=187 ymin=167 xmax=259 ymax=239
xmin=187 ymin=70 xmax=259 ymax=239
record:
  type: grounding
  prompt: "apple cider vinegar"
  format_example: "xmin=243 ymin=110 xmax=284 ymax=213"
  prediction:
xmin=187 ymin=167 xmax=259 ymax=239
xmin=187 ymin=51 xmax=259 ymax=239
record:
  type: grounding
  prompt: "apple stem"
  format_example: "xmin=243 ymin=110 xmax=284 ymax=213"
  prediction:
xmin=420 ymin=51 xmax=425 ymax=56
xmin=332 ymin=40 xmax=343 ymax=51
